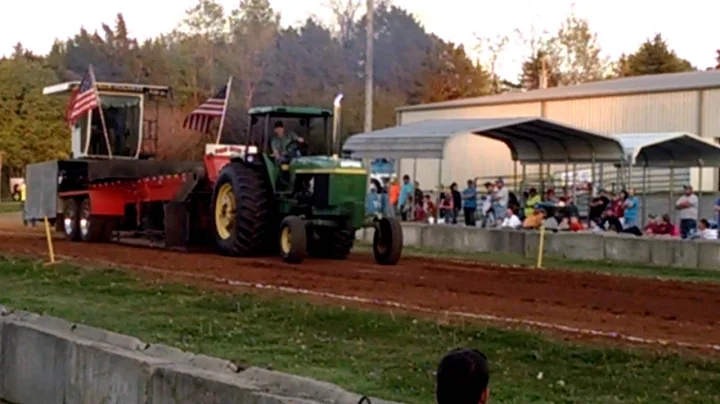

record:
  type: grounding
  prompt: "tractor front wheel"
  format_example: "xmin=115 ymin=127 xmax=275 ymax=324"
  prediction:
xmin=61 ymin=198 xmax=81 ymax=241
xmin=279 ymin=216 xmax=307 ymax=264
xmin=78 ymin=198 xmax=114 ymax=242
xmin=372 ymin=217 xmax=403 ymax=265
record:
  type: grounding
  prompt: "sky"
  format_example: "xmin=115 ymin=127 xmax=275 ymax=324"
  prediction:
xmin=1 ymin=0 xmax=717 ymax=81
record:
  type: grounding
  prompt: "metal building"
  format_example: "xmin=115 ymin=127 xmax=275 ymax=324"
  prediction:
xmin=394 ymin=70 xmax=720 ymax=191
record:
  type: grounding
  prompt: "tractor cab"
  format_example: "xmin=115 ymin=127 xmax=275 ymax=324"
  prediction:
xmin=42 ymin=81 xmax=171 ymax=160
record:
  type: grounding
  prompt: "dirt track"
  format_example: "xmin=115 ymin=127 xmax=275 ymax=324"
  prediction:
xmin=1 ymin=217 xmax=720 ymax=350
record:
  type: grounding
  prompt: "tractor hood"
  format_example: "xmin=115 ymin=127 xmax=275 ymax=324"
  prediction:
xmin=291 ymin=156 xmax=367 ymax=174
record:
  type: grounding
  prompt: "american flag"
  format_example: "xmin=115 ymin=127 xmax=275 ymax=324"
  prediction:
xmin=183 ymin=84 xmax=229 ymax=133
xmin=67 ymin=69 xmax=99 ymax=124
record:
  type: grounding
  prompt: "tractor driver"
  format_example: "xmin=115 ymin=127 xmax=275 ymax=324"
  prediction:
xmin=271 ymin=121 xmax=305 ymax=162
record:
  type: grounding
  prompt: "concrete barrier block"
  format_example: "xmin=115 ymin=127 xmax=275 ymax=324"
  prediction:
xmin=604 ymin=234 xmax=651 ymax=264
xmin=401 ymin=224 xmax=424 ymax=247
xmin=238 ymin=367 xmax=393 ymax=404
xmin=673 ymin=240 xmax=699 ymax=268
xmin=0 ymin=321 xmax=71 ymax=404
xmin=145 ymin=343 xmax=193 ymax=363
xmin=697 ymin=241 xmax=720 ymax=271
xmin=150 ymin=364 xmax=278 ymax=404
xmin=648 ymin=238 xmax=675 ymax=267
xmin=65 ymin=339 xmax=167 ymax=404
xmin=523 ymin=231 xmax=543 ymax=259
xmin=547 ymin=232 xmax=605 ymax=261
xmin=189 ymin=353 xmax=240 ymax=374
xmin=504 ymin=229 xmax=526 ymax=255
xmin=72 ymin=323 xmax=148 ymax=351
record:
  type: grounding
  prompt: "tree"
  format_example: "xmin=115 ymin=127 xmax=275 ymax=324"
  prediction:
xmin=615 ymin=34 xmax=695 ymax=77
xmin=714 ymin=50 xmax=720 ymax=69
xmin=519 ymin=49 xmax=561 ymax=90
xmin=553 ymin=13 xmax=608 ymax=85
xmin=476 ymin=34 xmax=509 ymax=94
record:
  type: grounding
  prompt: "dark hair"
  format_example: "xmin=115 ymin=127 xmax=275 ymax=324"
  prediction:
xmin=700 ymin=218 xmax=710 ymax=228
xmin=662 ymin=214 xmax=671 ymax=223
xmin=436 ymin=348 xmax=489 ymax=404
xmin=403 ymin=174 xmax=410 ymax=181
xmin=274 ymin=121 xmax=284 ymax=128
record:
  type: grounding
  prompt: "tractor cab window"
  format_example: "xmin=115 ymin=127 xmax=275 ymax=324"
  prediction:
xmin=86 ymin=94 xmax=142 ymax=158
xmin=267 ymin=116 xmax=328 ymax=156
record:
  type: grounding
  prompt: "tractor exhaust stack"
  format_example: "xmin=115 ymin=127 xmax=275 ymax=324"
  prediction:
xmin=332 ymin=93 xmax=344 ymax=157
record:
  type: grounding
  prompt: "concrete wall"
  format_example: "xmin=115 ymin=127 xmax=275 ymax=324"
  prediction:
xmin=357 ymin=224 xmax=720 ymax=271
xmin=0 ymin=306 xmax=399 ymax=404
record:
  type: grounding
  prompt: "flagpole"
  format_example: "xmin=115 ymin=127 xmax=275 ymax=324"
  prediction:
xmin=89 ymin=65 xmax=113 ymax=158
xmin=214 ymin=76 xmax=233 ymax=145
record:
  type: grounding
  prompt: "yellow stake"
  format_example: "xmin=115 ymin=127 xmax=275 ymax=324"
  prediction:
xmin=535 ymin=225 xmax=545 ymax=269
xmin=43 ymin=216 xmax=56 ymax=264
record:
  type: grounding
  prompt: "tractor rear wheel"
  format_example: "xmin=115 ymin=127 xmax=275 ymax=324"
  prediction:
xmin=61 ymin=198 xmax=81 ymax=241
xmin=211 ymin=161 xmax=274 ymax=256
xmin=78 ymin=198 xmax=113 ymax=242
xmin=372 ymin=217 xmax=403 ymax=265
xmin=279 ymin=216 xmax=307 ymax=264
xmin=309 ymin=227 xmax=355 ymax=260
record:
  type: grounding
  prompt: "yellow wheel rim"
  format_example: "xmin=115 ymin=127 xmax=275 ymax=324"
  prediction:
xmin=215 ymin=183 xmax=236 ymax=240
xmin=280 ymin=226 xmax=291 ymax=253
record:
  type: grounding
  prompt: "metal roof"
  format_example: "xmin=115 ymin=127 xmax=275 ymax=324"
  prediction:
xmin=616 ymin=132 xmax=720 ymax=167
xmin=43 ymin=81 xmax=171 ymax=97
xmin=342 ymin=117 xmax=625 ymax=163
xmin=248 ymin=106 xmax=333 ymax=117
xmin=397 ymin=70 xmax=720 ymax=112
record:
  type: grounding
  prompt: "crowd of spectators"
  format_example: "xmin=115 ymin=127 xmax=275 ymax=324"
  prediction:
xmin=368 ymin=174 xmax=719 ymax=241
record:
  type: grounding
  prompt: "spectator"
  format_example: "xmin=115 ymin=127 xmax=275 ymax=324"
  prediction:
xmin=599 ymin=207 xmax=623 ymax=232
xmin=436 ymin=348 xmax=490 ymax=404
xmin=388 ymin=178 xmax=400 ymax=215
xmin=402 ymin=195 xmax=413 ymax=221
xmin=492 ymin=178 xmax=509 ymax=225
xmin=675 ymin=185 xmax=698 ymax=239
xmin=523 ymin=187 xmax=541 ymax=219
xmin=545 ymin=188 xmax=558 ymax=203
xmin=423 ymin=195 xmax=437 ymax=224
xmin=643 ymin=214 xmax=659 ymax=235
xmin=568 ymin=215 xmax=584 ymax=231
xmin=413 ymin=181 xmax=423 ymax=210
xmin=365 ymin=186 xmax=382 ymax=216
xmin=693 ymin=218 xmax=718 ymax=240
xmin=450 ymin=182 xmax=462 ymax=224
xmin=522 ymin=208 xmax=546 ymax=229
xmin=500 ymin=207 xmax=521 ymax=229
xmin=398 ymin=175 xmax=414 ymax=220
xmin=438 ymin=192 xmax=455 ymax=223
xmin=714 ymin=196 xmax=720 ymax=239
xmin=610 ymin=191 xmax=625 ymax=220
xmin=462 ymin=179 xmax=478 ymax=227
xmin=652 ymin=214 xmax=676 ymax=236
xmin=621 ymin=188 xmax=639 ymax=228
xmin=481 ymin=182 xmax=495 ymax=227
xmin=588 ymin=189 xmax=610 ymax=226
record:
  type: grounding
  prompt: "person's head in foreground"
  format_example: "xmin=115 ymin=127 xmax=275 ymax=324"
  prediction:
xmin=436 ymin=348 xmax=490 ymax=404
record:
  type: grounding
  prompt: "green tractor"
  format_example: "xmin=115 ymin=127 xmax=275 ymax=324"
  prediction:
xmin=210 ymin=94 xmax=402 ymax=264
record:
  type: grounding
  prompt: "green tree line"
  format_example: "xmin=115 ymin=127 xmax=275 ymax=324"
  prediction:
xmin=0 ymin=0 xmax=713 ymax=179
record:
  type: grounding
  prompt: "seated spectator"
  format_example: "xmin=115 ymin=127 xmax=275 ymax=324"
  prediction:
xmin=588 ymin=189 xmax=610 ymax=226
xmin=523 ymin=187 xmax=541 ymax=219
xmin=692 ymin=218 xmax=718 ymax=240
xmin=599 ymin=207 xmax=623 ymax=232
xmin=643 ymin=214 xmax=659 ymax=235
xmin=500 ymin=207 xmax=521 ymax=229
xmin=522 ymin=208 xmax=546 ymax=229
xmin=568 ymin=215 xmax=584 ymax=231
xmin=436 ymin=348 xmax=490 ymax=404
xmin=652 ymin=214 xmax=676 ymax=236
xmin=402 ymin=195 xmax=413 ymax=221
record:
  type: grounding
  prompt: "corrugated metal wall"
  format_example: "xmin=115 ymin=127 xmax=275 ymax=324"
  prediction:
xmin=398 ymin=103 xmax=541 ymax=189
xmin=398 ymin=90 xmax=720 ymax=192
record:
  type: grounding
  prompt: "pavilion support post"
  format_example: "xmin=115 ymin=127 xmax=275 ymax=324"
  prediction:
xmin=698 ymin=160 xmax=704 ymax=210
xmin=669 ymin=161 xmax=676 ymax=223
xmin=564 ymin=160 xmax=569 ymax=198
xmin=513 ymin=160 xmax=518 ymax=193
xmin=521 ymin=163 xmax=527 ymax=192
xmin=641 ymin=164 xmax=648 ymax=227
xmin=538 ymin=163 xmax=544 ymax=196
xmin=412 ymin=158 xmax=418 ymax=183
xmin=571 ymin=163 xmax=577 ymax=202
xmin=598 ymin=163 xmax=604 ymax=194
xmin=546 ymin=163 xmax=551 ymax=191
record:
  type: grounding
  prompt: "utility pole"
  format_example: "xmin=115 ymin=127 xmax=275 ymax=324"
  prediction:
xmin=364 ymin=0 xmax=374 ymax=133
xmin=0 ymin=152 xmax=4 ymax=201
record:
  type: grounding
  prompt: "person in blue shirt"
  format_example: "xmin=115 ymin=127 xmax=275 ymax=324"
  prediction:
xmin=462 ymin=179 xmax=477 ymax=226
xmin=366 ymin=186 xmax=383 ymax=216
xmin=398 ymin=175 xmax=414 ymax=221
xmin=714 ymin=196 xmax=720 ymax=239
xmin=621 ymin=188 xmax=639 ymax=228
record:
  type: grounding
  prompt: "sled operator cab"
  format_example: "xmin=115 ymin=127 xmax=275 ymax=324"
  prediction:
xmin=42 ymin=81 xmax=171 ymax=160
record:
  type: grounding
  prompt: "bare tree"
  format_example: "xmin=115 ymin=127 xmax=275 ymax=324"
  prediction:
xmin=475 ymin=34 xmax=509 ymax=94
xmin=325 ymin=0 xmax=362 ymax=46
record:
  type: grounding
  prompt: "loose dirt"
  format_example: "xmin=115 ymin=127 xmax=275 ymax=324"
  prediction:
xmin=1 ymin=219 xmax=719 ymax=350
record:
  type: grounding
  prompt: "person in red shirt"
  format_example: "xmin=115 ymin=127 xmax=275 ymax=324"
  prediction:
xmin=650 ymin=214 xmax=675 ymax=236
xmin=568 ymin=215 xmax=584 ymax=231
xmin=611 ymin=191 xmax=626 ymax=219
